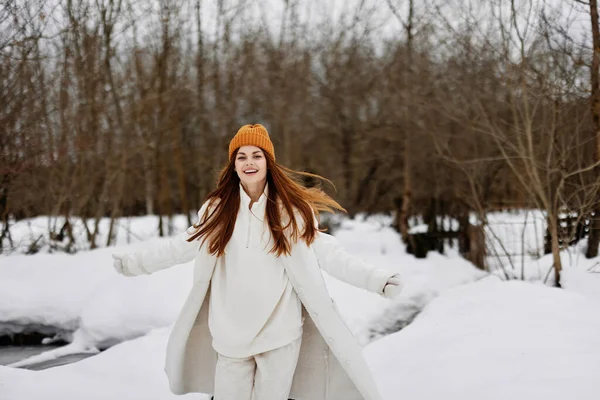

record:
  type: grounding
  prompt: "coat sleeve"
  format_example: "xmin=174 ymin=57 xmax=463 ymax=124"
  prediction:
xmin=121 ymin=201 xmax=211 ymax=276
xmin=311 ymin=230 xmax=397 ymax=296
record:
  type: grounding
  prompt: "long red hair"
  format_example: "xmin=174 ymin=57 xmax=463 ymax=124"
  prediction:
xmin=186 ymin=149 xmax=346 ymax=257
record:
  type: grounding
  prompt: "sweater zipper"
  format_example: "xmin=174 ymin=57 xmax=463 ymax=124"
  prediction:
xmin=246 ymin=210 xmax=251 ymax=248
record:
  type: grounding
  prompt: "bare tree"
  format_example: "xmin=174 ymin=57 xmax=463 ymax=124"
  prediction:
xmin=585 ymin=0 xmax=600 ymax=258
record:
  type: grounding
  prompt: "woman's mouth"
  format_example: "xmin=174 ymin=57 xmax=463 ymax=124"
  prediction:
xmin=244 ymin=169 xmax=258 ymax=176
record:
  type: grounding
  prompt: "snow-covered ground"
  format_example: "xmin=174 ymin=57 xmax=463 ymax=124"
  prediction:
xmin=1 ymin=212 xmax=600 ymax=399
xmin=368 ymin=277 xmax=600 ymax=400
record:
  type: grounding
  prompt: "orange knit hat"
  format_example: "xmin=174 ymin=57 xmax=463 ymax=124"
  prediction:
xmin=228 ymin=124 xmax=275 ymax=161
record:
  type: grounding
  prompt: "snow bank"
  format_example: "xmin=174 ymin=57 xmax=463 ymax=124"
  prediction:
xmin=3 ymin=214 xmax=192 ymax=254
xmin=0 ymin=242 xmax=192 ymax=350
xmin=367 ymin=277 xmax=600 ymax=400
xmin=0 ymin=328 xmax=208 ymax=400
xmin=3 ymin=211 xmax=600 ymax=399
xmin=1 ymin=213 xmax=487 ymax=368
xmin=3 ymin=277 xmax=599 ymax=400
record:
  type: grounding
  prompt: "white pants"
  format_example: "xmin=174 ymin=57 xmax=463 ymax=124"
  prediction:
xmin=213 ymin=336 xmax=302 ymax=400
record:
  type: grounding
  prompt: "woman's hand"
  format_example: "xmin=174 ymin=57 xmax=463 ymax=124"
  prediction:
xmin=383 ymin=275 xmax=403 ymax=299
xmin=112 ymin=253 xmax=136 ymax=277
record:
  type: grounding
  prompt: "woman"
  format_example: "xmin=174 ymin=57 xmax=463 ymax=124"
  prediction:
xmin=112 ymin=124 xmax=403 ymax=400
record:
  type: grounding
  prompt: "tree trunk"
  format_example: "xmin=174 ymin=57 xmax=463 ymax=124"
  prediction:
xmin=548 ymin=215 xmax=562 ymax=287
xmin=156 ymin=1 xmax=173 ymax=237
xmin=0 ymin=174 xmax=13 ymax=253
xmin=196 ymin=0 xmax=211 ymax=206
xmin=399 ymin=0 xmax=415 ymax=244
xmin=399 ymin=137 xmax=411 ymax=243
xmin=173 ymin=119 xmax=190 ymax=226
xmin=101 ymin=1 xmax=127 ymax=247
xmin=586 ymin=0 xmax=600 ymax=258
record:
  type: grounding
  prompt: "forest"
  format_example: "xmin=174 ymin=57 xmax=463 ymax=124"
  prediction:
xmin=2 ymin=0 xmax=600 ymax=285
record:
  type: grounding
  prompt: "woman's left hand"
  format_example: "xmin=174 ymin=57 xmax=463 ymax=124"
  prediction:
xmin=383 ymin=275 xmax=403 ymax=299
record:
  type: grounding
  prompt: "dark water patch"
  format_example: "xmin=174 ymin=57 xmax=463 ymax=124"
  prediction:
xmin=0 ymin=332 xmax=69 ymax=346
xmin=366 ymin=289 xmax=435 ymax=342
xmin=0 ymin=345 xmax=62 ymax=365
xmin=0 ymin=322 xmax=86 ymax=369
xmin=0 ymin=322 xmax=72 ymax=346
xmin=21 ymin=353 xmax=97 ymax=370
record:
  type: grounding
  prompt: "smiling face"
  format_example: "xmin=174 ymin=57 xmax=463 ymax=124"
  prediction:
xmin=234 ymin=145 xmax=268 ymax=185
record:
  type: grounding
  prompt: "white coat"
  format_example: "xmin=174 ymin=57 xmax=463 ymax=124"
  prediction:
xmin=121 ymin=201 xmax=397 ymax=400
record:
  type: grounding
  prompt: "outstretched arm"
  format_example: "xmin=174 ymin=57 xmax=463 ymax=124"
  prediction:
xmin=311 ymin=231 xmax=401 ymax=297
xmin=113 ymin=201 xmax=211 ymax=276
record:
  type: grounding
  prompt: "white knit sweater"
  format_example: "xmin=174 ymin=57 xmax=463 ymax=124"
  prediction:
xmin=208 ymin=183 xmax=304 ymax=358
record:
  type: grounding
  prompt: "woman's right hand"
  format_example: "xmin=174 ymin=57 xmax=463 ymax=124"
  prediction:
xmin=112 ymin=253 xmax=135 ymax=277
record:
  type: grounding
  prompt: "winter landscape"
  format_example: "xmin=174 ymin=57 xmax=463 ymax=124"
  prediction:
xmin=1 ymin=212 xmax=600 ymax=399
xmin=3 ymin=0 xmax=600 ymax=399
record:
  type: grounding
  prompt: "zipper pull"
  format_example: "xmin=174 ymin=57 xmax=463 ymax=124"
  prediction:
xmin=246 ymin=212 xmax=251 ymax=248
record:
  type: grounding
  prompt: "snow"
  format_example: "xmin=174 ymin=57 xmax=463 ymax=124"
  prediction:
xmin=1 ymin=211 xmax=600 ymax=399
xmin=367 ymin=278 xmax=600 ymax=400
xmin=1 ymin=328 xmax=208 ymax=400
xmin=0 ymin=244 xmax=192 ymax=350
xmin=3 ymin=214 xmax=192 ymax=254
xmin=560 ymin=257 xmax=600 ymax=302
